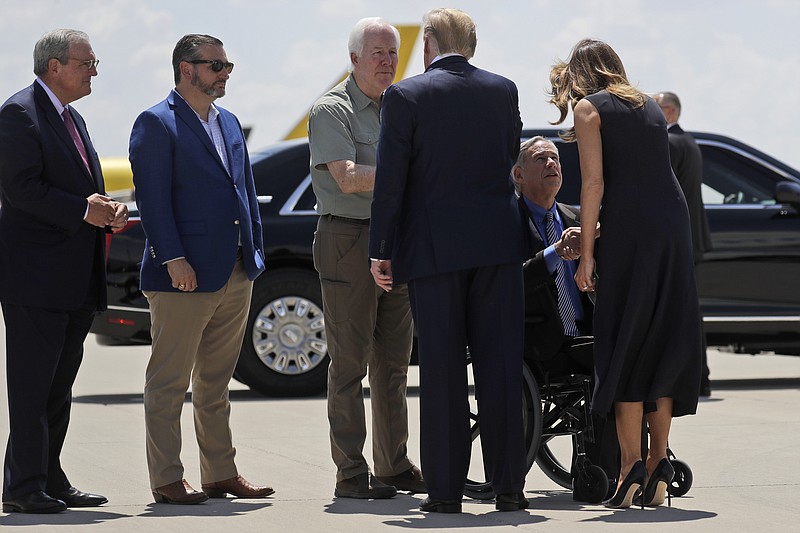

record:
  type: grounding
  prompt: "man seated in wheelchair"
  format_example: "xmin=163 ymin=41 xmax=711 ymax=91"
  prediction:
xmin=513 ymin=136 xmax=617 ymax=500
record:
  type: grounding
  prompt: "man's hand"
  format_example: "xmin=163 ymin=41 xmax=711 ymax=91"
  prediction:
xmin=84 ymin=193 xmax=118 ymax=228
xmin=108 ymin=201 xmax=129 ymax=231
xmin=556 ymin=222 xmax=600 ymax=261
xmin=555 ymin=227 xmax=583 ymax=261
xmin=370 ymin=259 xmax=394 ymax=292
xmin=166 ymin=258 xmax=197 ymax=292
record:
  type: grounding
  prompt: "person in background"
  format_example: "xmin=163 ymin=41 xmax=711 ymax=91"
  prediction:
xmin=130 ymin=33 xmax=272 ymax=505
xmin=369 ymin=8 xmax=529 ymax=513
xmin=549 ymin=39 xmax=703 ymax=509
xmin=0 ymin=28 xmax=126 ymax=514
xmin=654 ymin=91 xmax=712 ymax=397
xmin=308 ymin=17 xmax=422 ymax=500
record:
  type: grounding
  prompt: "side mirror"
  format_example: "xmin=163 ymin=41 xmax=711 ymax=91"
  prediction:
xmin=775 ymin=180 xmax=800 ymax=210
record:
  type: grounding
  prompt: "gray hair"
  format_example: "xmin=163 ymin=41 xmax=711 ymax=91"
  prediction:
xmin=172 ymin=34 xmax=224 ymax=85
xmin=513 ymin=136 xmax=559 ymax=193
xmin=516 ymin=136 xmax=558 ymax=167
xmin=347 ymin=17 xmax=400 ymax=63
xmin=33 ymin=29 xmax=90 ymax=76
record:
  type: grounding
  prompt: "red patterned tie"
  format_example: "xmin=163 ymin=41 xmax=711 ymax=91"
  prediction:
xmin=62 ymin=107 xmax=90 ymax=172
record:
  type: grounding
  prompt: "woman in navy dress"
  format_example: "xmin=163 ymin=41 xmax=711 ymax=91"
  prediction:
xmin=548 ymin=39 xmax=702 ymax=508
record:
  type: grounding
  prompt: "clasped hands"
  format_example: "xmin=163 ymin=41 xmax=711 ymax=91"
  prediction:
xmin=554 ymin=223 xmax=601 ymax=261
xmin=85 ymin=193 xmax=128 ymax=231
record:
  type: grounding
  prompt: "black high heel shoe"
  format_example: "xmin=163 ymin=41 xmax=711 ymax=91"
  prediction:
xmin=605 ymin=461 xmax=646 ymax=509
xmin=639 ymin=458 xmax=675 ymax=507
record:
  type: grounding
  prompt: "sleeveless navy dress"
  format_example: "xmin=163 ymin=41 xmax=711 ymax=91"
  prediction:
xmin=584 ymin=90 xmax=702 ymax=418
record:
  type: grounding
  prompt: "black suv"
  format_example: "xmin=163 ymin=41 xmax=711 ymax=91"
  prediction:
xmin=91 ymin=129 xmax=800 ymax=396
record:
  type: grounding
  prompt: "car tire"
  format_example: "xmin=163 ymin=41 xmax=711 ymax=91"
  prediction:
xmin=235 ymin=268 xmax=329 ymax=397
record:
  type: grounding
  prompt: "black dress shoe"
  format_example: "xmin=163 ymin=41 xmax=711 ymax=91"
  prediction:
xmin=376 ymin=466 xmax=426 ymax=493
xmin=2 ymin=491 xmax=67 ymax=514
xmin=50 ymin=487 xmax=108 ymax=507
xmin=419 ymin=496 xmax=461 ymax=513
xmin=334 ymin=473 xmax=396 ymax=499
xmin=495 ymin=492 xmax=529 ymax=511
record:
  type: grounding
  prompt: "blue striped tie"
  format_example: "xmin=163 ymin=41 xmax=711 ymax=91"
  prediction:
xmin=544 ymin=211 xmax=580 ymax=337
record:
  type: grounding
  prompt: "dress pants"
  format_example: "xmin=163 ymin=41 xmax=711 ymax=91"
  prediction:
xmin=313 ymin=215 xmax=414 ymax=482
xmin=143 ymin=257 xmax=251 ymax=489
xmin=2 ymin=287 xmax=98 ymax=498
xmin=408 ymin=262 xmax=526 ymax=500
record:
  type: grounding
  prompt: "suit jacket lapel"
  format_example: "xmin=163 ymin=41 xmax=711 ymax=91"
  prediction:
xmin=169 ymin=90 xmax=230 ymax=177
xmin=69 ymin=107 xmax=105 ymax=193
xmin=34 ymin=84 xmax=97 ymax=190
xmin=217 ymin=111 xmax=242 ymax=181
xmin=518 ymin=196 xmax=545 ymax=249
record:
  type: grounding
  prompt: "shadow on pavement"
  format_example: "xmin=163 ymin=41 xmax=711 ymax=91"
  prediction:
xmin=581 ymin=506 xmax=717 ymax=523
xmin=326 ymin=493 xmax=548 ymax=529
xmin=0 ymin=509 xmax=130 ymax=527
xmin=138 ymin=499 xmax=272 ymax=517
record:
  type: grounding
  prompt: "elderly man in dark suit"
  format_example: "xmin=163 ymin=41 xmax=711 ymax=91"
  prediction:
xmin=130 ymin=34 xmax=271 ymax=505
xmin=369 ymin=9 xmax=528 ymax=513
xmin=513 ymin=137 xmax=617 ymax=501
xmin=0 ymin=29 xmax=127 ymax=513
xmin=514 ymin=137 xmax=590 ymax=361
xmin=655 ymin=91 xmax=712 ymax=396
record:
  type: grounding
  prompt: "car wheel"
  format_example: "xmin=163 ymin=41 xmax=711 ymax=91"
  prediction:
xmin=235 ymin=268 xmax=329 ymax=397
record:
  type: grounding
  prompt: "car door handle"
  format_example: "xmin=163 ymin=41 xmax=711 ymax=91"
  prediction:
xmin=257 ymin=196 xmax=273 ymax=204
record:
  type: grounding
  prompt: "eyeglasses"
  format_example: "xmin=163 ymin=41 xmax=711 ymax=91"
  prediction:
xmin=70 ymin=58 xmax=100 ymax=69
xmin=187 ymin=59 xmax=234 ymax=74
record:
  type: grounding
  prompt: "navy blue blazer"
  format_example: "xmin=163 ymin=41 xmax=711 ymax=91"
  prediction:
xmin=0 ymin=81 xmax=106 ymax=310
xmin=130 ymin=90 xmax=265 ymax=292
xmin=369 ymin=56 xmax=526 ymax=283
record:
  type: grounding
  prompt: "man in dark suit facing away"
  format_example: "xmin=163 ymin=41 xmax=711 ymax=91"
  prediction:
xmin=0 ymin=29 xmax=127 ymax=513
xmin=369 ymin=8 xmax=529 ymax=513
xmin=655 ymin=91 xmax=712 ymax=396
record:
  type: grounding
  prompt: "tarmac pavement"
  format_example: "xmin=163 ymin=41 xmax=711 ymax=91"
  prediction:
xmin=1 ymin=317 xmax=799 ymax=532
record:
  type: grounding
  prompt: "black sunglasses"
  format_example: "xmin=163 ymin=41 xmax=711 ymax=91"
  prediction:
xmin=187 ymin=59 xmax=234 ymax=74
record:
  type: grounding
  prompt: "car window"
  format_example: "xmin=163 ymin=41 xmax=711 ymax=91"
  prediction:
xmin=698 ymin=144 xmax=779 ymax=205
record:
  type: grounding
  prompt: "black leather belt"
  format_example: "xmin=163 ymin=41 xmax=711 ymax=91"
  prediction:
xmin=326 ymin=214 xmax=370 ymax=226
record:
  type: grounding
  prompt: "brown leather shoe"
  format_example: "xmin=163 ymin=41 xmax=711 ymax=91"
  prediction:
xmin=152 ymin=479 xmax=208 ymax=505
xmin=334 ymin=473 xmax=397 ymax=499
xmin=202 ymin=475 xmax=275 ymax=499
xmin=376 ymin=465 xmax=427 ymax=494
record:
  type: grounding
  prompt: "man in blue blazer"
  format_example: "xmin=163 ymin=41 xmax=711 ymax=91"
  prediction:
xmin=369 ymin=9 xmax=529 ymax=513
xmin=130 ymin=34 xmax=271 ymax=505
xmin=0 ymin=29 xmax=126 ymax=513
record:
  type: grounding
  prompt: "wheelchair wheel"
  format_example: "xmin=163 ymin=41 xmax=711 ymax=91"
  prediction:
xmin=535 ymin=388 xmax=588 ymax=489
xmin=669 ymin=459 xmax=693 ymax=497
xmin=463 ymin=361 xmax=542 ymax=500
xmin=535 ymin=438 xmax=572 ymax=489
xmin=574 ymin=464 xmax=609 ymax=504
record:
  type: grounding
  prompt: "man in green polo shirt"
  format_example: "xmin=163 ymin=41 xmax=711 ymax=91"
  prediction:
xmin=308 ymin=17 xmax=423 ymax=499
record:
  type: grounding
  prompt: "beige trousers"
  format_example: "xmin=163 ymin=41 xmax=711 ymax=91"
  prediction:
xmin=143 ymin=258 xmax=252 ymax=489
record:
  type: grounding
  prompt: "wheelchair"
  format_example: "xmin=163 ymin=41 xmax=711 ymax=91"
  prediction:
xmin=463 ymin=335 xmax=694 ymax=503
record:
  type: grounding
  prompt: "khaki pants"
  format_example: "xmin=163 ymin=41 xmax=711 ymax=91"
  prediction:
xmin=143 ymin=258 xmax=252 ymax=489
xmin=313 ymin=215 xmax=414 ymax=482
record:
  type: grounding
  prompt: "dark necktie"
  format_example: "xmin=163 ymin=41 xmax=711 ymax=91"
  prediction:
xmin=62 ymin=108 xmax=90 ymax=172
xmin=544 ymin=211 xmax=580 ymax=337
